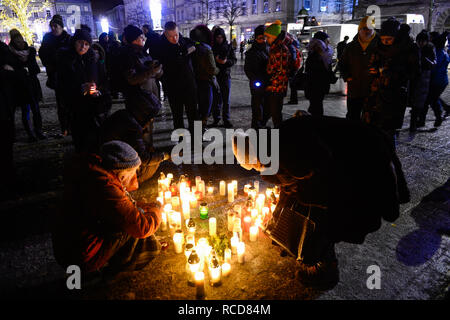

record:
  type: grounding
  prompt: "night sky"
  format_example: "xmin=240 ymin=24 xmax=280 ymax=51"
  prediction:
xmin=91 ymin=0 xmax=124 ymax=16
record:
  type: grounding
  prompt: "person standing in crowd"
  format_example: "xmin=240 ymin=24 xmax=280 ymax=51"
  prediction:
xmin=287 ymin=36 xmax=301 ymax=105
xmin=106 ymin=31 xmax=123 ymax=99
xmin=142 ymin=24 xmax=161 ymax=59
xmin=98 ymin=32 xmax=109 ymax=54
xmin=6 ymin=29 xmax=45 ymax=142
xmin=409 ymin=30 xmax=436 ymax=132
xmin=211 ymin=27 xmax=236 ymax=128
xmin=239 ymin=40 xmax=245 ymax=60
xmin=232 ymin=112 xmax=409 ymax=289
xmin=244 ymin=25 xmax=270 ymax=129
xmin=304 ymin=31 xmax=334 ymax=117
xmin=335 ymin=35 xmax=349 ymax=73
xmin=264 ymin=20 xmax=296 ymax=128
xmin=52 ymin=140 xmax=162 ymax=277
xmin=419 ymin=32 xmax=450 ymax=128
xmin=159 ymin=21 xmax=198 ymax=131
xmin=56 ymin=28 xmax=111 ymax=153
xmin=117 ymin=25 xmax=163 ymax=154
xmin=38 ymin=14 xmax=71 ymax=137
xmin=341 ymin=16 xmax=379 ymax=121
xmin=190 ymin=25 xmax=219 ymax=128
xmin=0 ymin=39 xmax=16 ymax=199
xmin=365 ymin=18 xmax=415 ymax=145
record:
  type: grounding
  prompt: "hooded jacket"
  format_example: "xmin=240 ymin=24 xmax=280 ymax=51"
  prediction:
xmin=266 ymin=31 xmax=296 ymax=94
xmin=304 ymin=38 xmax=333 ymax=99
xmin=52 ymin=153 xmax=161 ymax=272
xmin=212 ymin=27 xmax=237 ymax=78
xmin=244 ymin=41 xmax=270 ymax=94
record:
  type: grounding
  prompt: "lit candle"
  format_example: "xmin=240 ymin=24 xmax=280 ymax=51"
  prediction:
xmin=185 ymin=243 xmax=194 ymax=260
xmin=262 ymin=206 xmax=270 ymax=217
xmin=171 ymin=196 xmax=180 ymax=211
xmin=227 ymin=209 xmax=235 ymax=232
xmin=179 ymin=182 xmax=187 ymax=198
xmin=209 ymin=256 xmax=221 ymax=286
xmin=254 ymin=180 xmax=259 ymax=194
xmin=163 ymin=203 xmax=172 ymax=214
xmin=271 ymin=203 xmax=276 ymax=213
xmin=207 ymin=186 xmax=214 ymax=195
xmin=195 ymin=176 xmax=201 ymax=189
xmin=167 ymin=173 xmax=173 ymax=181
xmin=265 ymin=188 xmax=272 ymax=199
xmin=224 ymin=248 xmax=232 ymax=263
xmin=243 ymin=216 xmax=252 ymax=233
xmin=190 ymin=194 xmax=198 ymax=209
xmin=199 ymin=202 xmax=208 ymax=220
xmin=164 ymin=191 xmax=172 ymax=203
xmin=251 ymin=208 xmax=258 ymax=221
xmin=209 ymin=217 xmax=216 ymax=236
xmin=195 ymin=271 xmax=205 ymax=299
xmin=182 ymin=200 xmax=190 ymax=221
xmin=187 ymin=250 xmax=200 ymax=285
xmin=230 ymin=234 xmax=239 ymax=254
xmin=248 ymin=187 xmax=256 ymax=201
xmin=172 ymin=211 xmax=182 ymax=229
xmin=237 ymin=242 xmax=245 ymax=263
xmin=232 ymin=180 xmax=238 ymax=196
xmin=219 ymin=181 xmax=226 ymax=196
xmin=227 ymin=183 xmax=234 ymax=203
xmin=249 ymin=226 xmax=258 ymax=242
xmin=160 ymin=211 xmax=167 ymax=231
xmin=222 ymin=263 xmax=231 ymax=277
xmin=244 ymin=184 xmax=251 ymax=196
xmin=156 ymin=197 xmax=164 ymax=206
xmin=186 ymin=218 xmax=196 ymax=235
xmin=233 ymin=217 xmax=242 ymax=240
xmin=256 ymin=194 xmax=265 ymax=214
xmin=173 ymin=232 xmax=183 ymax=253
xmin=233 ymin=205 xmax=242 ymax=218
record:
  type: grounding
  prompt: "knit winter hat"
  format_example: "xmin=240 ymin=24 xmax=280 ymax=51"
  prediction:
xmin=380 ymin=18 xmax=400 ymax=37
xmin=50 ymin=14 xmax=64 ymax=28
xmin=100 ymin=140 xmax=142 ymax=170
xmin=123 ymin=25 xmax=143 ymax=44
xmin=264 ymin=20 xmax=282 ymax=38
xmin=358 ymin=16 xmax=376 ymax=31
xmin=313 ymin=31 xmax=329 ymax=42
xmin=254 ymin=25 xmax=265 ymax=37
xmin=72 ymin=28 xmax=92 ymax=45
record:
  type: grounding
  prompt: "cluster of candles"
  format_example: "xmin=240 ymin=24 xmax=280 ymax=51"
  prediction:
xmin=156 ymin=172 xmax=280 ymax=298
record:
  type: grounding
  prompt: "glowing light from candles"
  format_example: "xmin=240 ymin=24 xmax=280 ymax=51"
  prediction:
xmin=222 ymin=262 xmax=231 ymax=277
xmin=173 ymin=232 xmax=183 ymax=253
xmin=237 ymin=242 xmax=245 ymax=263
xmin=209 ymin=217 xmax=216 ymax=236
xmin=249 ymin=226 xmax=258 ymax=242
xmin=219 ymin=181 xmax=226 ymax=196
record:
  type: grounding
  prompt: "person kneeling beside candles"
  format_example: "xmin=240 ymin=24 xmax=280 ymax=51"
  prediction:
xmin=52 ymin=140 xmax=162 ymax=279
xmin=232 ymin=111 xmax=410 ymax=290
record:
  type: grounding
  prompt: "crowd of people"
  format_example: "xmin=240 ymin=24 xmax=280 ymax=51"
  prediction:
xmin=0 ymin=14 xmax=449 ymax=289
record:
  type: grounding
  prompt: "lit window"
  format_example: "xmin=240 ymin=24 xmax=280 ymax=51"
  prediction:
xmin=275 ymin=0 xmax=281 ymax=12
xmin=320 ymin=0 xmax=327 ymax=12
xmin=46 ymin=10 xmax=51 ymax=18
xmin=263 ymin=0 xmax=268 ymax=13
xmin=304 ymin=0 xmax=311 ymax=11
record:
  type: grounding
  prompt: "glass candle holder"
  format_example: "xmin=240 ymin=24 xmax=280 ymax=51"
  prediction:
xmin=199 ymin=202 xmax=209 ymax=220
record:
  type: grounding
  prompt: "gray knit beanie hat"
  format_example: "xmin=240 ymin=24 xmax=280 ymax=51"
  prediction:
xmin=100 ymin=141 xmax=141 ymax=170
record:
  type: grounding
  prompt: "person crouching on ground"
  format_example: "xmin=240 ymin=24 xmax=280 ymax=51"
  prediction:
xmin=232 ymin=112 xmax=410 ymax=289
xmin=52 ymin=140 xmax=162 ymax=277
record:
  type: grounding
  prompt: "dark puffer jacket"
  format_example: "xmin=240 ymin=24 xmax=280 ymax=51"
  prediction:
xmin=261 ymin=115 xmax=409 ymax=245
xmin=38 ymin=30 xmax=71 ymax=89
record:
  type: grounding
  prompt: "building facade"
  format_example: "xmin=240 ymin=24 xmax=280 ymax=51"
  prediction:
xmin=101 ymin=4 xmax=126 ymax=36
xmin=355 ymin=0 xmax=450 ymax=32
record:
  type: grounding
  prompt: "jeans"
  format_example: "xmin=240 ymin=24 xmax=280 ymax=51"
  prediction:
xmin=212 ymin=76 xmax=231 ymax=122
xmin=18 ymin=102 xmax=43 ymax=138
xmin=56 ymin=89 xmax=70 ymax=134
xmin=197 ymin=80 xmax=214 ymax=122
xmin=251 ymin=92 xmax=270 ymax=128
xmin=167 ymin=91 xmax=198 ymax=131
xmin=420 ymin=83 xmax=446 ymax=123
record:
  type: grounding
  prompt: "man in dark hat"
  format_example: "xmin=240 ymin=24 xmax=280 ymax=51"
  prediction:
xmin=39 ymin=14 xmax=71 ymax=137
xmin=244 ymin=25 xmax=270 ymax=128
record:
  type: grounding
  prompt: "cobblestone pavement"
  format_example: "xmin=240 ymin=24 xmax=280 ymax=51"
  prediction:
xmin=0 ymin=60 xmax=448 ymax=300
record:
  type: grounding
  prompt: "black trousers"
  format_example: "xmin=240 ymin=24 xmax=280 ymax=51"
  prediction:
xmin=346 ymin=97 xmax=365 ymax=121
xmin=265 ymin=93 xmax=284 ymax=128
xmin=250 ymin=92 xmax=270 ymax=128
xmin=307 ymin=94 xmax=325 ymax=117
xmin=167 ymin=92 xmax=198 ymax=131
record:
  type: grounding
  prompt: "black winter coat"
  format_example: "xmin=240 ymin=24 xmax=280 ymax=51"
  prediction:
xmin=304 ymin=51 xmax=331 ymax=99
xmin=158 ymin=34 xmax=197 ymax=97
xmin=244 ymin=42 xmax=269 ymax=95
xmin=38 ymin=31 xmax=71 ymax=89
xmin=261 ymin=115 xmax=409 ymax=244
xmin=340 ymin=35 xmax=379 ymax=99
xmin=144 ymin=30 xmax=161 ymax=60
xmin=56 ymin=46 xmax=110 ymax=115
xmin=212 ymin=40 xmax=237 ymax=79
xmin=4 ymin=43 xmax=42 ymax=106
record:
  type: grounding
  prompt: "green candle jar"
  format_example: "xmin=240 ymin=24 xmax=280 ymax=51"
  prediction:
xmin=199 ymin=202 xmax=209 ymax=220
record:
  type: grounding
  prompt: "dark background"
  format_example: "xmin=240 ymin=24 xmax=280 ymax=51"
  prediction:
xmin=91 ymin=0 xmax=124 ymax=16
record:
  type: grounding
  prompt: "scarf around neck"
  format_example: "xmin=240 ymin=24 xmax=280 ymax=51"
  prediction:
xmin=9 ymin=45 xmax=30 ymax=63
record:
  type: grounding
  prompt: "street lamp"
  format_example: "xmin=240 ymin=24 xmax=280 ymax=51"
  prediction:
xmin=149 ymin=0 xmax=162 ymax=31
xmin=101 ymin=18 xmax=109 ymax=34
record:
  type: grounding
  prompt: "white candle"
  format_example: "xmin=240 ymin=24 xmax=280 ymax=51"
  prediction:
xmin=251 ymin=208 xmax=258 ymax=221
xmin=249 ymin=226 xmax=258 ymax=242
xmin=167 ymin=173 xmax=173 ymax=181
xmin=164 ymin=191 xmax=172 ymax=202
xmin=179 ymin=182 xmax=187 ymax=198
xmin=156 ymin=197 xmax=164 ymax=206
xmin=244 ymin=184 xmax=251 ymax=196
xmin=209 ymin=217 xmax=216 ymax=236
xmin=195 ymin=271 xmax=205 ymax=299
xmin=237 ymin=242 xmax=245 ymax=263
xmin=199 ymin=180 xmax=206 ymax=198
xmin=227 ymin=209 xmax=235 ymax=232
xmin=207 ymin=186 xmax=214 ymax=195
xmin=182 ymin=200 xmax=190 ymax=221
xmin=161 ymin=211 xmax=167 ymax=231
xmin=190 ymin=194 xmax=198 ymax=209
xmin=209 ymin=265 xmax=221 ymax=285
xmin=227 ymin=183 xmax=234 ymax=203
xmin=265 ymin=188 xmax=272 ymax=198
xmin=172 ymin=211 xmax=182 ymax=229
xmin=186 ymin=234 xmax=195 ymax=246
xmin=232 ymin=180 xmax=238 ymax=196
xmin=254 ymin=180 xmax=259 ymax=194
xmin=224 ymin=248 xmax=232 ymax=263
xmin=195 ymin=176 xmax=201 ymax=189
xmin=173 ymin=232 xmax=183 ymax=253
xmin=171 ymin=196 xmax=180 ymax=211
xmin=271 ymin=203 xmax=276 ymax=213
xmin=197 ymin=238 xmax=209 ymax=260
xmin=230 ymin=234 xmax=239 ymax=254
xmin=262 ymin=206 xmax=269 ymax=217
xmin=222 ymin=262 xmax=231 ymax=277
xmin=233 ymin=205 xmax=242 ymax=218
xmin=219 ymin=181 xmax=226 ymax=196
